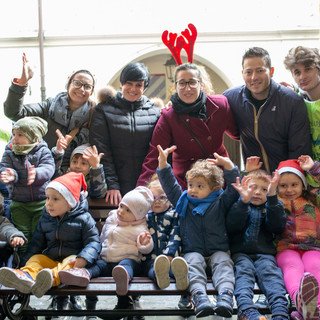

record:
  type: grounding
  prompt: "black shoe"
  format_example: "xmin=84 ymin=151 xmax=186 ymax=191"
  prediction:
xmin=70 ymin=295 xmax=84 ymax=310
xmin=178 ymin=294 xmax=193 ymax=309
xmin=45 ymin=296 xmax=69 ymax=320
xmin=85 ymin=296 xmax=98 ymax=320
xmin=130 ymin=295 xmax=145 ymax=320
xmin=100 ymin=296 xmax=134 ymax=320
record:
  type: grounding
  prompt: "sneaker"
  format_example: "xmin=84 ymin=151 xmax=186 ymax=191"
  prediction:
xmin=59 ymin=268 xmax=91 ymax=287
xmin=295 ymin=272 xmax=320 ymax=320
xmin=178 ymin=294 xmax=193 ymax=309
xmin=238 ymin=308 xmax=266 ymax=320
xmin=70 ymin=295 xmax=85 ymax=310
xmin=171 ymin=257 xmax=189 ymax=290
xmin=154 ymin=255 xmax=170 ymax=289
xmin=272 ymin=316 xmax=289 ymax=320
xmin=112 ymin=265 xmax=129 ymax=296
xmin=31 ymin=268 xmax=53 ymax=298
xmin=0 ymin=267 xmax=34 ymax=294
xmin=215 ymin=289 xmax=234 ymax=318
xmin=192 ymin=290 xmax=215 ymax=318
xmin=290 ymin=310 xmax=304 ymax=320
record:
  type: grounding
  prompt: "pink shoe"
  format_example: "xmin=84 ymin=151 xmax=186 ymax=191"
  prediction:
xmin=58 ymin=268 xmax=91 ymax=287
xmin=290 ymin=311 xmax=303 ymax=320
xmin=112 ymin=265 xmax=129 ymax=296
xmin=295 ymin=272 xmax=320 ymax=320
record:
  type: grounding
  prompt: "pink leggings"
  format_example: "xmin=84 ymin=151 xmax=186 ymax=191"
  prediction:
xmin=276 ymin=249 xmax=320 ymax=304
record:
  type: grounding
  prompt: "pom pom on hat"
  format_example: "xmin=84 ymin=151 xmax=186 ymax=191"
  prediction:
xmin=277 ymin=159 xmax=307 ymax=189
xmin=120 ymin=186 xmax=154 ymax=220
xmin=46 ymin=172 xmax=87 ymax=208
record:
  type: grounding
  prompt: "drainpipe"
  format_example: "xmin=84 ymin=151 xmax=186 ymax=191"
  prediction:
xmin=38 ymin=0 xmax=46 ymax=102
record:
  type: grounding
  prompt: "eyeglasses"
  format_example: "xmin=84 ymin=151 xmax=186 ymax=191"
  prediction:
xmin=175 ymin=79 xmax=200 ymax=90
xmin=153 ymin=194 xmax=168 ymax=202
xmin=72 ymin=79 xmax=94 ymax=92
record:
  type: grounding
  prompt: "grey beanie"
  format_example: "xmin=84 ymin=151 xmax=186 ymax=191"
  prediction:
xmin=12 ymin=116 xmax=48 ymax=143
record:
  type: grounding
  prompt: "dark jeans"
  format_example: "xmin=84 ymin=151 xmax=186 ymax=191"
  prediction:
xmin=87 ymin=258 xmax=142 ymax=280
xmin=233 ymin=253 xmax=289 ymax=317
xmin=86 ymin=258 xmax=142 ymax=306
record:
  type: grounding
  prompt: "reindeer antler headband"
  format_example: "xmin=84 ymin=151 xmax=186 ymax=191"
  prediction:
xmin=162 ymin=23 xmax=197 ymax=65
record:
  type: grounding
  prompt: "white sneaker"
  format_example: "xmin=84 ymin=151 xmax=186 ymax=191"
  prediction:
xmin=31 ymin=268 xmax=53 ymax=298
xmin=154 ymin=255 xmax=170 ymax=289
xmin=0 ymin=267 xmax=34 ymax=294
xmin=171 ymin=257 xmax=189 ymax=290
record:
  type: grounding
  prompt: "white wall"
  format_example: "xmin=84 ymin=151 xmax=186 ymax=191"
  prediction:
xmin=0 ymin=0 xmax=319 ymax=140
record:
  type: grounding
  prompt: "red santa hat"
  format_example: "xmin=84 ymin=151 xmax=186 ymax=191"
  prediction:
xmin=46 ymin=172 xmax=87 ymax=208
xmin=277 ymin=159 xmax=307 ymax=189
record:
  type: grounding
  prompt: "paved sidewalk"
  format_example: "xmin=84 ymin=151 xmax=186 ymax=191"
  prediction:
xmin=28 ymin=295 xmax=273 ymax=320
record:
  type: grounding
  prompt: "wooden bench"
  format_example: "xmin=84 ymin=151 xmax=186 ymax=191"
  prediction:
xmin=0 ymin=277 xmax=290 ymax=319
xmin=0 ymin=198 xmax=295 ymax=319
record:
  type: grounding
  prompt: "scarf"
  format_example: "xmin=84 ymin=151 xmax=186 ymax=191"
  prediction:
xmin=11 ymin=143 xmax=38 ymax=155
xmin=175 ymin=189 xmax=223 ymax=218
xmin=171 ymin=91 xmax=207 ymax=120
xmin=49 ymin=92 xmax=91 ymax=132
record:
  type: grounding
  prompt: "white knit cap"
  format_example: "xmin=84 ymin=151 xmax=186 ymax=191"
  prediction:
xmin=120 ymin=186 xmax=154 ymax=220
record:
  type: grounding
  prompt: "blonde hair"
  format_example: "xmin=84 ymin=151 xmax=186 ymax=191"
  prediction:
xmin=186 ymin=160 xmax=224 ymax=190
xmin=247 ymin=169 xmax=269 ymax=184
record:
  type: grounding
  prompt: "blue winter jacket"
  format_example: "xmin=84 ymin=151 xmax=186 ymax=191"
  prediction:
xmin=223 ymin=79 xmax=312 ymax=173
xmin=0 ymin=141 xmax=55 ymax=202
xmin=157 ymin=164 xmax=240 ymax=256
xmin=20 ymin=195 xmax=101 ymax=266
xmin=226 ymin=195 xmax=286 ymax=256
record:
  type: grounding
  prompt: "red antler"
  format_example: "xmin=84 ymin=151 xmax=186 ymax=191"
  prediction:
xmin=181 ymin=23 xmax=197 ymax=63
xmin=161 ymin=30 xmax=185 ymax=65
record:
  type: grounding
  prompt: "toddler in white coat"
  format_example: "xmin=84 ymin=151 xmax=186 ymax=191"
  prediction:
xmin=58 ymin=186 xmax=154 ymax=296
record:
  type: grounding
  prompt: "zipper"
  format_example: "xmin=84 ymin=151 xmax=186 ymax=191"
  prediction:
xmin=249 ymin=101 xmax=271 ymax=173
xmin=25 ymin=158 xmax=34 ymax=201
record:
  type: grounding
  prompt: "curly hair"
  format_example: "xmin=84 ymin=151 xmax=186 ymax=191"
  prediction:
xmin=186 ymin=160 xmax=224 ymax=190
xmin=284 ymin=46 xmax=320 ymax=71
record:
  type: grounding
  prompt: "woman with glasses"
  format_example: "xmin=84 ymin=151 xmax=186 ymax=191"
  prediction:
xmin=137 ymin=62 xmax=239 ymax=190
xmin=4 ymin=53 xmax=96 ymax=173
xmin=89 ymin=62 xmax=161 ymax=207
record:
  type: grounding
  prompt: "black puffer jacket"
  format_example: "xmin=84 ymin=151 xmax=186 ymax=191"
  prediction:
xmin=89 ymin=92 xmax=160 ymax=195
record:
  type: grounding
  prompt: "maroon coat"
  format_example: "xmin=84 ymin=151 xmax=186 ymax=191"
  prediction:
xmin=137 ymin=94 xmax=239 ymax=190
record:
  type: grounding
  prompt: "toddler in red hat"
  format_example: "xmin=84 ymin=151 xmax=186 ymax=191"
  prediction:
xmin=275 ymin=157 xmax=320 ymax=320
xmin=0 ymin=171 xmax=101 ymax=298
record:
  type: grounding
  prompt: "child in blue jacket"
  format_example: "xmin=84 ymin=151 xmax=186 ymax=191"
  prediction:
xmin=0 ymin=172 xmax=101 ymax=298
xmin=0 ymin=116 xmax=55 ymax=255
xmin=157 ymin=145 xmax=240 ymax=318
xmin=227 ymin=168 xmax=289 ymax=320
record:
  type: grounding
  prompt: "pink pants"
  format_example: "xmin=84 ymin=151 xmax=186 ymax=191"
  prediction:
xmin=276 ymin=249 xmax=320 ymax=304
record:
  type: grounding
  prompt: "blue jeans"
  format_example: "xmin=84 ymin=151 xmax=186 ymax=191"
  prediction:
xmin=232 ymin=253 xmax=289 ymax=317
xmin=87 ymin=258 xmax=142 ymax=280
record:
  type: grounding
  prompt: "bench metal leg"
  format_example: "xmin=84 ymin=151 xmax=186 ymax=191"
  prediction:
xmin=0 ymin=294 xmax=30 ymax=320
